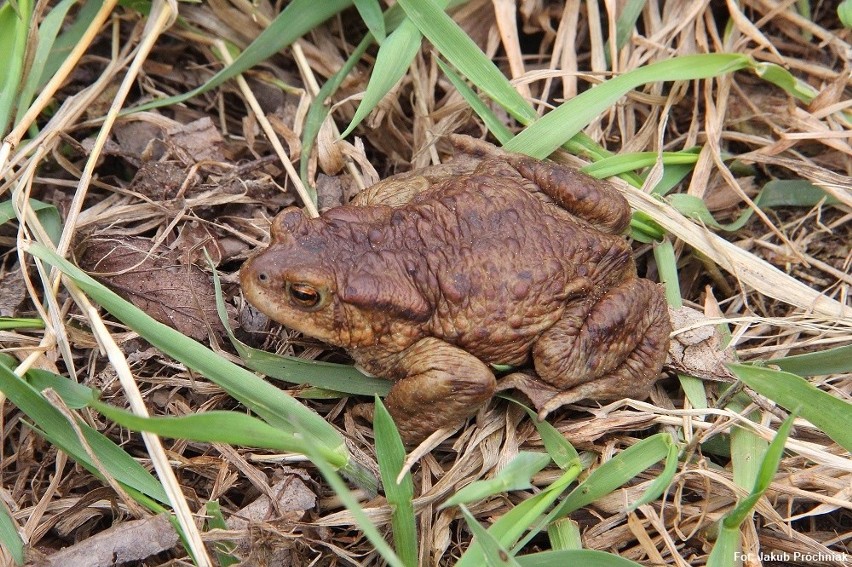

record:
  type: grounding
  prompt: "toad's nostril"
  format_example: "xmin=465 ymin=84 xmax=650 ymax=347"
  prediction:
xmin=257 ymin=272 xmax=268 ymax=283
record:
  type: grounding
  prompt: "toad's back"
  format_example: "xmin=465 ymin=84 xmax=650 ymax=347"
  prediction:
xmin=378 ymin=169 xmax=636 ymax=365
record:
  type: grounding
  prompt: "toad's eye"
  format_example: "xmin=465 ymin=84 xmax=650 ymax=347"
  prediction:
xmin=287 ymin=282 xmax=324 ymax=310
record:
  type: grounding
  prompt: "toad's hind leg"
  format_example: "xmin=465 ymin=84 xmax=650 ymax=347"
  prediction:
xmin=383 ymin=338 xmax=496 ymax=444
xmin=532 ymin=278 xmax=670 ymax=417
xmin=505 ymin=155 xmax=631 ymax=234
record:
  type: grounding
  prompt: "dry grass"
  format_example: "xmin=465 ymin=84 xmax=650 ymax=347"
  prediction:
xmin=1 ymin=0 xmax=850 ymax=565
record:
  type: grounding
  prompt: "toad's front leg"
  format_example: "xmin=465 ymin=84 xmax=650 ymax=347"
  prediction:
xmin=380 ymin=338 xmax=496 ymax=444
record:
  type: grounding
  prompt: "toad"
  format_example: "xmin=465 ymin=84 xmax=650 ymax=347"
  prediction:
xmin=240 ymin=137 xmax=670 ymax=443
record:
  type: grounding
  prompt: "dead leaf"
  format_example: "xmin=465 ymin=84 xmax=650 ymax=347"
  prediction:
xmin=75 ymin=235 xmax=228 ymax=342
xmin=113 ymin=120 xmax=168 ymax=163
xmin=226 ymin=475 xmax=316 ymax=531
xmin=268 ymin=112 xmax=302 ymax=159
xmin=172 ymin=221 xmax=225 ymax=266
xmin=224 ymin=475 xmax=317 ymax=565
xmin=666 ymin=305 xmax=737 ymax=383
xmin=35 ymin=513 xmax=178 ymax=567
xmin=315 ymin=173 xmax=346 ymax=210
xmin=0 ymin=265 xmax=27 ymax=317
xmin=497 ymin=371 xmax=561 ymax=413
xmin=165 ymin=117 xmax=226 ymax=163
xmin=557 ymin=411 xmax=659 ymax=446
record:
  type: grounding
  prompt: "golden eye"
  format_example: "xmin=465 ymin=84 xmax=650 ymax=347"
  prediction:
xmin=287 ymin=282 xmax=323 ymax=310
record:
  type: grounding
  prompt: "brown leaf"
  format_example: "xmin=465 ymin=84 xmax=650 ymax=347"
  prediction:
xmin=0 ymin=264 xmax=27 ymax=317
xmin=315 ymin=173 xmax=346 ymax=210
xmin=666 ymin=305 xmax=737 ymax=383
xmin=164 ymin=116 xmax=226 ymax=163
xmin=172 ymin=221 xmax=225 ymax=266
xmin=35 ymin=513 xmax=178 ymax=567
xmin=75 ymin=235 xmax=227 ymax=342
xmin=226 ymin=475 xmax=316 ymax=531
xmin=113 ymin=120 xmax=168 ymax=163
xmin=225 ymin=474 xmax=317 ymax=565
xmin=558 ymin=411 xmax=658 ymax=447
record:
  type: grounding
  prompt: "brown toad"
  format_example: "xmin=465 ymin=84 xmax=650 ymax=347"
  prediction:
xmin=240 ymin=137 xmax=670 ymax=443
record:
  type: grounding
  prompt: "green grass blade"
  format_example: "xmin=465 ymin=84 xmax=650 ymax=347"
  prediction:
xmin=629 ymin=211 xmax=665 ymax=243
xmin=707 ymin=413 xmax=795 ymax=567
xmin=580 ymin=151 xmax=700 ymax=179
xmin=650 ymin=158 xmax=701 ymax=197
xmin=667 ymin=178 xmax=837 ymax=234
xmin=504 ymin=54 xmax=753 ymax=158
xmin=563 ymin=132 xmax=616 ymax=163
xmin=436 ymin=57 xmax=514 ymax=144
xmin=92 ymin=400 xmax=337 ymax=458
xmin=680 ymin=374 xmax=709 ymax=411
xmin=0 ymin=318 xmax=45 ymax=331
xmin=729 ymin=363 xmax=852 ymax=453
xmin=840 ymin=0 xmax=852 ymax=27
xmin=0 ymin=0 xmax=31 ymax=135
xmin=518 ymin=405 xmax=580 ymax=470
xmin=443 ymin=452 xmax=551 ymax=507
xmin=459 ymin=505 xmax=520 ymax=566
xmin=299 ymin=3 xmax=417 ymax=182
xmin=666 ymin=194 xmax=755 ymax=232
xmin=396 ymin=0 xmax=537 ymax=124
xmin=705 ymin=524 xmax=740 ymax=567
xmin=627 ymin=435 xmax=679 ymax=511
xmin=0 ymin=499 xmax=24 ymax=565
xmin=752 ymin=62 xmax=817 ymax=103
xmin=238 ymin=346 xmax=391 ymax=396
xmin=726 ymin=395 xmax=765 ymax=493
xmin=724 ymin=393 xmax=766 ymax=561
xmin=26 ymin=367 xmax=98 ymax=409
xmin=15 ymin=0 xmax=78 ymax=125
xmin=768 ymin=344 xmax=852 ymax=376
xmin=373 ymin=398 xmax=418 ymax=567
xmin=300 ymin=36 xmax=372 ymax=183
xmin=546 ymin=518 xmax=582 ymax=551
xmin=796 ymin=1 xmax=812 ymax=23
xmin=654 ymin=238 xmax=682 ymax=308
xmin=128 ymin=0 xmax=354 ymax=114
xmin=343 ymin=0 xmax=462 ymax=139
xmin=724 ymin=413 xmax=796 ymax=516
xmin=754 ymin=180 xmax=838 ymax=208
xmin=341 ymin=19 xmax=423 ymax=138
xmin=353 ymin=0 xmax=386 ymax=42
xmin=606 ymin=0 xmax=646 ymax=65
xmin=26 ymin=243 xmax=349 ymax=467
xmin=0 ymin=361 xmax=170 ymax=504
xmin=205 ymin=501 xmax=239 ymax=566
xmin=516 ymin=549 xmax=645 ymax=567
xmin=0 ymin=198 xmax=62 ymax=244
xmin=305 ymin=443 xmax=406 ymax=567
xmin=553 ymin=433 xmax=673 ymax=516
xmin=454 ymin=466 xmax=581 ymax=567
xmin=512 ymin=433 xmax=673 ymax=552
xmin=33 ymin=0 xmax=104 ymax=93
